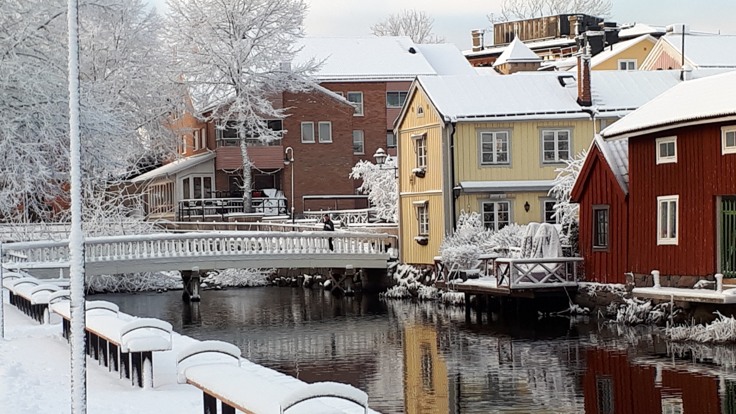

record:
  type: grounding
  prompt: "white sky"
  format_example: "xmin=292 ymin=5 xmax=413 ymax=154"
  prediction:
xmin=149 ymin=0 xmax=736 ymax=51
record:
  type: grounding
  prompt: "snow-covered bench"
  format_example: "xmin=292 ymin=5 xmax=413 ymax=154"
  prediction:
xmin=177 ymin=340 xmax=370 ymax=414
xmin=50 ymin=300 xmax=173 ymax=388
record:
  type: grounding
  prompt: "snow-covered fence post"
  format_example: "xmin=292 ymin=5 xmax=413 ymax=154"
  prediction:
xmin=716 ymin=273 xmax=724 ymax=293
xmin=652 ymin=270 xmax=661 ymax=289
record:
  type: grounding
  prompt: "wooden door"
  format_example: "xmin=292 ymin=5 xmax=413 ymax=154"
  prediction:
xmin=722 ymin=197 xmax=736 ymax=278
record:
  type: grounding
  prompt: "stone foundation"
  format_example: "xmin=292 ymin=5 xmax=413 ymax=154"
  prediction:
xmin=628 ymin=273 xmax=714 ymax=289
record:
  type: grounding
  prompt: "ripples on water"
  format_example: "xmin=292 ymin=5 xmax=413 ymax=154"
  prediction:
xmin=103 ymin=288 xmax=736 ymax=414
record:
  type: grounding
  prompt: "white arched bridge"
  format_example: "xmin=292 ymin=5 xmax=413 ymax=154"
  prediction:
xmin=1 ymin=231 xmax=396 ymax=278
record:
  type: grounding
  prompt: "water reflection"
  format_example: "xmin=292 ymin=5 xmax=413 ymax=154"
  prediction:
xmin=102 ymin=288 xmax=736 ymax=414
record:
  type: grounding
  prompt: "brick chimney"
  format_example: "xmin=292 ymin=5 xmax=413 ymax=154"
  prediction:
xmin=577 ymin=53 xmax=592 ymax=106
xmin=471 ymin=30 xmax=483 ymax=52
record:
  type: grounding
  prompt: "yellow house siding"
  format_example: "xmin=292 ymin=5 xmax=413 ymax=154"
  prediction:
xmin=456 ymin=191 xmax=553 ymax=227
xmin=594 ymin=38 xmax=656 ymax=70
xmin=454 ymin=119 xmax=594 ymax=183
xmin=397 ymin=85 xmax=447 ymax=265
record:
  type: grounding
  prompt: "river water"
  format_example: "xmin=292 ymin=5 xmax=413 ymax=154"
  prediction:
xmin=102 ymin=288 xmax=736 ymax=414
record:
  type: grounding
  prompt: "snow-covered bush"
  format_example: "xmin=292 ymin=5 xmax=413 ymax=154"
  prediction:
xmin=548 ymin=150 xmax=587 ymax=256
xmin=87 ymin=271 xmax=182 ymax=293
xmin=489 ymin=223 xmax=526 ymax=255
xmin=349 ymin=157 xmax=398 ymax=222
xmin=202 ymin=268 xmax=271 ymax=288
xmin=614 ymin=298 xmax=675 ymax=325
xmin=667 ymin=312 xmax=736 ymax=343
xmin=440 ymin=211 xmax=493 ymax=271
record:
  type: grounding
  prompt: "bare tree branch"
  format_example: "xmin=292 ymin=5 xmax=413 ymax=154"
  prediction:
xmin=371 ymin=9 xmax=445 ymax=44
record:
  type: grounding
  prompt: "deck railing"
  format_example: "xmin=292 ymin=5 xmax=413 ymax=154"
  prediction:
xmin=494 ymin=257 xmax=583 ymax=289
xmin=302 ymin=208 xmax=377 ymax=224
xmin=178 ymin=197 xmax=287 ymax=220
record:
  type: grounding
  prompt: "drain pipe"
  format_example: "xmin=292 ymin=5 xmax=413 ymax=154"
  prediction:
xmin=449 ymin=121 xmax=458 ymax=230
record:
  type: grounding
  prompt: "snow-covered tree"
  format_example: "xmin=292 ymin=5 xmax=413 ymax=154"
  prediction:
xmin=165 ymin=0 xmax=317 ymax=212
xmin=0 ymin=0 xmax=177 ymax=224
xmin=349 ymin=157 xmax=398 ymax=222
xmin=370 ymin=10 xmax=445 ymax=44
xmin=440 ymin=211 xmax=494 ymax=271
xmin=549 ymin=149 xmax=587 ymax=229
xmin=497 ymin=0 xmax=612 ymax=21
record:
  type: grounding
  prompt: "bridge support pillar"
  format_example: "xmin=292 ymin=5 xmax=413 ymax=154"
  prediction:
xmin=181 ymin=267 xmax=201 ymax=302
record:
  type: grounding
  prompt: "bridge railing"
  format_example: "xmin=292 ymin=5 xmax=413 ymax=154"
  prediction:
xmin=1 ymin=231 xmax=396 ymax=268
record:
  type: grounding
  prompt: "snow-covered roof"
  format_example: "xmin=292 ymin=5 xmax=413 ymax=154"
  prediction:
xmin=416 ymin=73 xmax=584 ymax=122
xmin=601 ymin=70 xmax=736 ymax=139
xmin=662 ymin=33 xmax=736 ymax=68
xmin=130 ymin=151 xmax=215 ymax=183
xmin=618 ymin=23 xmax=666 ymax=40
xmin=493 ymin=37 xmax=542 ymax=67
xmin=294 ymin=36 xmax=471 ymax=82
xmin=458 ymin=180 xmax=556 ymax=193
xmin=593 ymin=135 xmax=629 ymax=193
xmin=590 ymin=70 xmax=684 ymax=116
xmin=464 ymin=37 xmax=576 ymax=57
xmin=568 ymin=35 xmax=657 ymax=71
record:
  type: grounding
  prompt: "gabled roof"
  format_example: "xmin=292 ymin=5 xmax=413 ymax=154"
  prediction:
xmin=590 ymin=70 xmax=684 ymax=116
xmin=493 ymin=37 xmax=542 ymax=67
xmin=414 ymin=72 xmax=583 ymax=123
xmin=566 ymin=35 xmax=657 ymax=71
xmin=661 ymin=33 xmax=736 ymax=68
xmin=601 ymin=70 xmax=736 ymax=139
xmin=294 ymin=36 xmax=472 ymax=82
xmin=130 ymin=151 xmax=216 ymax=183
xmin=618 ymin=23 xmax=666 ymax=40
xmin=570 ymin=135 xmax=629 ymax=202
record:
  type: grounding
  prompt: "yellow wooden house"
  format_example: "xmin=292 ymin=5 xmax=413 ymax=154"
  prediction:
xmin=395 ymin=68 xmax=693 ymax=265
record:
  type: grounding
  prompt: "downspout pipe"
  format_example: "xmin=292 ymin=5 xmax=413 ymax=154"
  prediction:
xmin=449 ymin=121 xmax=457 ymax=231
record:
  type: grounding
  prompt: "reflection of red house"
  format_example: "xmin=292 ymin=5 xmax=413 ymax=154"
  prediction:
xmin=584 ymin=347 xmax=722 ymax=414
xmin=572 ymin=71 xmax=736 ymax=283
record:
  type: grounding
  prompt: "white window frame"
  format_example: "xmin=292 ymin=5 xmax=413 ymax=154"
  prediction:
xmin=318 ymin=121 xmax=332 ymax=143
xmin=386 ymin=131 xmax=397 ymax=148
xmin=414 ymin=202 xmax=429 ymax=236
xmin=413 ymin=134 xmax=427 ymax=169
xmin=722 ymin=126 xmax=736 ymax=155
xmin=386 ymin=91 xmax=408 ymax=108
xmin=301 ymin=122 xmax=315 ymax=143
xmin=479 ymin=130 xmax=510 ymax=165
xmin=481 ymin=200 xmax=511 ymax=231
xmin=352 ymin=130 xmax=365 ymax=155
xmin=656 ymin=136 xmax=677 ymax=164
xmin=657 ymin=195 xmax=679 ymax=245
xmin=347 ymin=92 xmax=364 ymax=116
xmin=416 ymin=105 xmax=424 ymax=117
xmin=541 ymin=129 xmax=571 ymax=164
xmin=618 ymin=59 xmax=637 ymax=70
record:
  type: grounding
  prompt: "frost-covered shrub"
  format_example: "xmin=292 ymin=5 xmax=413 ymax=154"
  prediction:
xmin=202 ymin=268 xmax=271 ymax=288
xmin=668 ymin=312 xmax=736 ymax=343
xmin=87 ymin=271 xmax=182 ymax=293
xmin=488 ymin=223 xmax=526 ymax=255
xmin=614 ymin=298 xmax=675 ymax=325
xmin=440 ymin=211 xmax=493 ymax=270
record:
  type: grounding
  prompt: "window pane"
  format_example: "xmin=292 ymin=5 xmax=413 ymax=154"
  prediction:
xmin=387 ymin=132 xmax=396 ymax=148
xmin=301 ymin=123 xmax=314 ymax=142
xmin=319 ymin=122 xmax=332 ymax=142
xmin=193 ymin=177 xmax=202 ymax=199
xmin=347 ymin=92 xmax=363 ymax=115
xmin=183 ymin=178 xmax=190 ymax=199
xmin=203 ymin=177 xmax=212 ymax=198
xmin=660 ymin=202 xmax=668 ymax=238
xmin=352 ymin=130 xmax=364 ymax=154
xmin=669 ymin=201 xmax=677 ymax=238
xmin=727 ymin=131 xmax=736 ymax=147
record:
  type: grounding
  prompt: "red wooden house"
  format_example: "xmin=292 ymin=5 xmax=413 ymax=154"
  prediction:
xmin=573 ymin=71 xmax=736 ymax=284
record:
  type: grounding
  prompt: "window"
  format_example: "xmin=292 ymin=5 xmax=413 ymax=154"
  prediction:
xmin=352 ymin=130 xmax=364 ymax=155
xmin=596 ymin=376 xmax=614 ymax=414
xmin=480 ymin=131 xmax=510 ymax=165
xmin=482 ymin=201 xmax=510 ymax=231
xmin=417 ymin=105 xmax=424 ymax=117
xmin=179 ymin=135 xmax=187 ymax=153
xmin=301 ymin=122 xmax=315 ymax=143
xmin=413 ymin=134 xmax=427 ymax=169
xmin=657 ymin=195 xmax=678 ymax=245
xmin=543 ymin=200 xmax=558 ymax=224
xmin=593 ymin=205 xmax=609 ymax=249
xmin=542 ymin=129 xmax=571 ymax=163
xmin=386 ymin=91 xmax=408 ymax=108
xmin=656 ymin=136 xmax=677 ymax=164
xmin=416 ymin=204 xmax=429 ymax=236
xmin=318 ymin=121 xmax=332 ymax=143
xmin=183 ymin=176 xmax=212 ymax=199
xmin=216 ymin=122 xmax=240 ymax=147
xmin=347 ymin=92 xmax=363 ymax=116
xmin=618 ymin=59 xmax=637 ymax=70
xmin=386 ymin=131 xmax=397 ymax=148
xmin=723 ymin=126 xmax=736 ymax=154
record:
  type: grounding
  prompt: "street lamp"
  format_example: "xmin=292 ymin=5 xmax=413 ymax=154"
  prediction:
xmin=284 ymin=147 xmax=295 ymax=225
xmin=373 ymin=147 xmax=398 ymax=177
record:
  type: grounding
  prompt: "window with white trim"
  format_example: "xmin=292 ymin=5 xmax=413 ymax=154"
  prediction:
xmin=482 ymin=201 xmax=510 ymax=231
xmin=386 ymin=131 xmax=397 ymax=148
xmin=416 ymin=203 xmax=429 ymax=236
xmin=193 ymin=129 xmax=201 ymax=150
xmin=413 ymin=134 xmax=427 ymax=169
xmin=656 ymin=136 xmax=677 ymax=164
xmin=723 ymin=126 xmax=736 ymax=154
xmin=657 ymin=195 xmax=678 ymax=245
xmin=593 ymin=205 xmax=609 ymax=250
xmin=541 ymin=129 xmax=571 ymax=163
xmin=318 ymin=121 xmax=332 ymax=143
xmin=347 ymin=92 xmax=363 ymax=116
xmin=618 ymin=59 xmax=637 ymax=70
xmin=301 ymin=122 xmax=315 ymax=143
xmin=543 ymin=200 xmax=558 ymax=224
xmin=480 ymin=131 xmax=510 ymax=165
xmin=386 ymin=91 xmax=408 ymax=108
xmin=199 ymin=128 xmax=207 ymax=149
xmin=352 ymin=130 xmax=364 ymax=155
xmin=182 ymin=176 xmax=213 ymax=200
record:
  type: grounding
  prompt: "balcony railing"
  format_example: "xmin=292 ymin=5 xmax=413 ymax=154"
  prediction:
xmin=178 ymin=197 xmax=287 ymax=221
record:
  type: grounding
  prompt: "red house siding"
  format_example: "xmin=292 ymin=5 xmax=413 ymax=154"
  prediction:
xmin=573 ymin=148 xmax=629 ymax=284
xmin=628 ymin=123 xmax=736 ymax=277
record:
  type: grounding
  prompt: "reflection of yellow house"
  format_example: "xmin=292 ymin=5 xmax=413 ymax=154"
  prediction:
xmin=395 ymin=69 xmax=690 ymax=265
xmin=403 ymin=324 xmax=449 ymax=414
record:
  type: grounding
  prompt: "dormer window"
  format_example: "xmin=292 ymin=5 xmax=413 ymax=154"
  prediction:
xmin=656 ymin=136 xmax=677 ymax=164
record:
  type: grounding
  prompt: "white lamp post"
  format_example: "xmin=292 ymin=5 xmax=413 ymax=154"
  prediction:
xmin=284 ymin=147 xmax=295 ymax=224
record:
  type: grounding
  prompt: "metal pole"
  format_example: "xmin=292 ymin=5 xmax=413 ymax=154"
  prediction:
xmin=0 ymin=242 xmax=4 ymax=340
xmin=67 ymin=0 xmax=87 ymax=412
xmin=291 ymin=161 xmax=295 ymax=225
